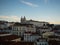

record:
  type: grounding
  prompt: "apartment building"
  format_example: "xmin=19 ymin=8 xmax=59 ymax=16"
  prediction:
xmin=24 ymin=32 xmax=41 ymax=42
xmin=11 ymin=22 xmax=36 ymax=36
xmin=35 ymin=38 xmax=48 ymax=45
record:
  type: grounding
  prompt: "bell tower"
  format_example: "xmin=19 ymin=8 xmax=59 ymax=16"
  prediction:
xmin=21 ymin=16 xmax=26 ymax=23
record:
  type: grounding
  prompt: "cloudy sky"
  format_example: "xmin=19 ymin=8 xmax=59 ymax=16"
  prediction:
xmin=0 ymin=0 xmax=60 ymax=24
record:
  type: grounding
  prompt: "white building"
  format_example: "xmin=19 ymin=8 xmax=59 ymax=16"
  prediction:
xmin=26 ymin=20 xmax=49 ymax=27
xmin=0 ymin=21 xmax=8 ymax=29
xmin=11 ymin=22 xmax=36 ymax=36
xmin=35 ymin=38 xmax=48 ymax=45
xmin=24 ymin=32 xmax=41 ymax=42
xmin=20 ymin=16 xmax=51 ymax=34
xmin=36 ymin=27 xmax=52 ymax=35
xmin=42 ymin=32 xmax=55 ymax=38
xmin=0 ymin=21 xmax=14 ymax=33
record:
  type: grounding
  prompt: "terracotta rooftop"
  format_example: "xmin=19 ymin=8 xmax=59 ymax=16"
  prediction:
xmin=0 ymin=41 xmax=34 ymax=45
xmin=0 ymin=35 xmax=20 ymax=41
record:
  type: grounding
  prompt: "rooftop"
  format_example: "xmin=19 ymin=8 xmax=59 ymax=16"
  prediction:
xmin=0 ymin=41 xmax=34 ymax=45
xmin=0 ymin=35 xmax=20 ymax=41
xmin=13 ymin=22 xmax=33 ymax=26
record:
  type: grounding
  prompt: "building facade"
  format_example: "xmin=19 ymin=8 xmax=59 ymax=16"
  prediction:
xmin=11 ymin=23 xmax=36 ymax=36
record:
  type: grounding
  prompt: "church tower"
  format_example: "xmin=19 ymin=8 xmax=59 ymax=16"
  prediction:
xmin=21 ymin=16 xmax=23 ymax=23
xmin=21 ymin=16 xmax=26 ymax=23
xmin=24 ymin=16 xmax=26 ymax=22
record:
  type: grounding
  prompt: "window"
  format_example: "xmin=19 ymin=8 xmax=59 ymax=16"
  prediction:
xmin=41 ymin=44 xmax=44 ymax=45
xmin=22 ymin=27 xmax=26 ymax=31
xmin=45 ymin=43 xmax=48 ymax=45
xmin=17 ymin=27 xmax=18 ymax=31
xmin=14 ymin=32 xmax=18 ymax=35
xmin=37 ymin=39 xmax=39 ymax=42
xmin=40 ymin=44 xmax=41 ymax=45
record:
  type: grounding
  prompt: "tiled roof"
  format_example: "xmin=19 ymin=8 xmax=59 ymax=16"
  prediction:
xmin=0 ymin=35 xmax=20 ymax=41
xmin=0 ymin=41 xmax=34 ymax=45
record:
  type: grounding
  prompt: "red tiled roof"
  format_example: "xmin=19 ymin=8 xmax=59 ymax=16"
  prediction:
xmin=0 ymin=35 xmax=20 ymax=41
xmin=0 ymin=41 xmax=34 ymax=45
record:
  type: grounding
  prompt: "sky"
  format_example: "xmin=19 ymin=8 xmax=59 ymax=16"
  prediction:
xmin=0 ymin=0 xmax=60 ymax=24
